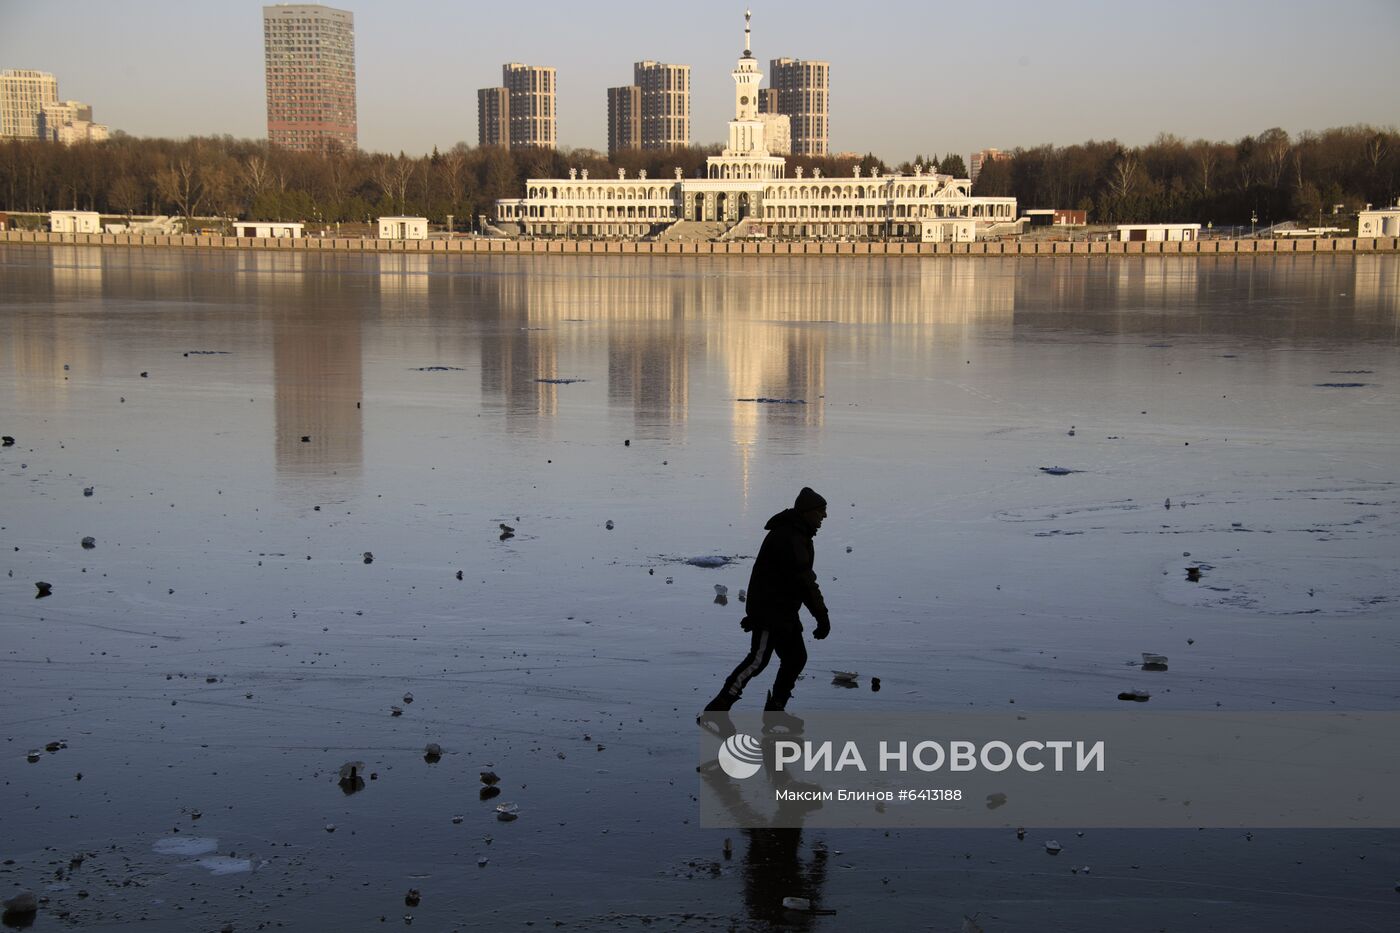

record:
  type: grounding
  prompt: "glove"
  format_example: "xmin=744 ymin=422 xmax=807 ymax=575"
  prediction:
xmin=813 ymin=620 xmax=831 ymax=640
xmin=740 ymin=616 xmax=753 ymax=632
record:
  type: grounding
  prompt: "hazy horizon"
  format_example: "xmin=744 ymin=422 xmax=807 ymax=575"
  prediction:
xmin=2 ymin=0 xmax=1397 ymax=160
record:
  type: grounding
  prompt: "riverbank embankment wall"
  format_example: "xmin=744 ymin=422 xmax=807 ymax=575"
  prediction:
xmin=3 ymin=230 xmax=1398 ymax=257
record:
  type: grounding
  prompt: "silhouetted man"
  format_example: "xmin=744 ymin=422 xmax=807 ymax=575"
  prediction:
xmin=702 ymin=487 xmax=831 ymax=717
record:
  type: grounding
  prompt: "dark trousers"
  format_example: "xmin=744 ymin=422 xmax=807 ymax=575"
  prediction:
xmin=709 ymin=621 xmax=807 ymax=711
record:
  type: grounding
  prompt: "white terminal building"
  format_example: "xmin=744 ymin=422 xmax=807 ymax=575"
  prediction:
xmin=495 ymin=12 xmax=1016 ymax=242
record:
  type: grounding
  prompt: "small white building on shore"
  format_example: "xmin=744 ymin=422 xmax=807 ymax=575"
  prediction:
xmin=1116 ymin=223 xmax=1201 ymax=242
xmin=1357 ymin=205 xmax=1400 ymax=238
xmin=378 ymin=216 xmax=428 ymax=240
xmin=50 ymin=210 xmax=101 ymax=234
xmin=234 ymin=222 xmax=304 ymax=238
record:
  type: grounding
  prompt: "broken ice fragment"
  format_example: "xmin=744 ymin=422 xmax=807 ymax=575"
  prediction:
xmin=1044 ymin=840 xmax=1062 ymax=854
xmin=1141 ymin=653 xmax=1169 ymax=671
xmin=686 ymin=555 xmax=733 ymax=568
xmin=605 ymin=520 xmax=614 ymax=530
xmin=2 ymin=891 xmax=38 ymax=916
xmin=338 ymin=761 xmax=366 ymax=793
xmin=35 ymin=581 xmax=52 ymax=599
xmin=83 ymin=486 xmax=94 ymax=496
xmin=831 ymin=670 xmax=858 ymax=685
xmin=480 ymin=770 xmax=500 ymax=785
xmin=362 ymin=551 xmax=374 ymax=564
xmin=390 ymin=706 xmax=403 ymax=717
xmin=423 ymin=743 xmax=442 ymax=763
xmin=781 ymin=896 xmax=811 ymax=911
xmin=1117 ymin=690 xmax=1151 ymax=702
xmin=81 ymin=536 xmax=95 ymax=549
xmin=1039 ymin=466 xmax=1076 ymax=476
xmin=495 ymin=802 xmax=519 ymax=821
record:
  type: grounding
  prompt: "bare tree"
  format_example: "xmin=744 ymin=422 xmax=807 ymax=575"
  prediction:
xmin=1257 ymin=127 xmax=1291 ymax=188
xmin=1190 ymin=140 xmax=1219 ymax=195
xmin=109 ymin=175 xmax=143 ymax=223
xmin=372 ymin=155 xmax=415 ymax=214
xmin=1107 ymin=152 xmax=1139 ymax=199
xmin=243 ymin=153 xmax=273 ymax=203
xmin=1364 ymin=132 xmax=1388 ymax=176
xmin=155 ymin=158 xmax=206 ymax=225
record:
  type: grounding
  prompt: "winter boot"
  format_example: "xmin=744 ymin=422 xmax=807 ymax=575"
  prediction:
xmin=761 ymin=690 xmax=803 ymax=734
xmin=696 ymin=710 xmax=736 ymax=740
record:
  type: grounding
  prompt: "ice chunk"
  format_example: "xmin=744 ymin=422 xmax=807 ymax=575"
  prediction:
xmin=686 ymin=555 xmax=734 ymax=568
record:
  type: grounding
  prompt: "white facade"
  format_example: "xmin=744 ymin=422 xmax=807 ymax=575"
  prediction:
xmin=378 ymin=216 xmax=428 ymax=239
xmin=1 ymin=70 xmax=58 ymax=138
xmin=494 ymin=12 xmax=1015 ymax=241
xmin=1116 ymin=223 xmax=1201 ymax=242
xmin=1357 ymin=207 xmax=1400 ymax=238
xmin=919 ymin=219 xmax=976 ymax=243
xmin=50 ymin=210 xmax=101 ymax=233
xmin=235 ymin=222 xmax=305 ymax=238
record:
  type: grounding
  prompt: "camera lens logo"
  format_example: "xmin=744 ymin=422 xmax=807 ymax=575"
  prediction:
xmin=718 ymin=733 xmax=764 ymax=779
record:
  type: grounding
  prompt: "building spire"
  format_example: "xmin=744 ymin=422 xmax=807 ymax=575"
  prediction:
xmin=743 ymin=8 xmax=752 ymax=57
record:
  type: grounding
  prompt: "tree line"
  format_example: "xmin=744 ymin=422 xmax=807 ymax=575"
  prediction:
xmin=970 ymin=126 xmax=1397 ymax=228
xmin=0 ymin=125 xmax=1394 ymax=230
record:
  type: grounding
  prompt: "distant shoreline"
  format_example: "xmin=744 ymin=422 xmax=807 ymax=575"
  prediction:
xmin=3 ymin=230 xmax=1397 ymax=258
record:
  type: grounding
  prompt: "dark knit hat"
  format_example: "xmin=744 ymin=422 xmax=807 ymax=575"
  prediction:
xmin=794 ymin=487 xmax=827 ymax=511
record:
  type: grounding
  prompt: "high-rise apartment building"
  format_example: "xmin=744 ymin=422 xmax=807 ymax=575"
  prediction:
xmin=607 ymin=85 xmax=640 ymax=156
xmin=262 ymin=4 xmax=357 ymax=152
xmin=1 ymin=69 xmax=58 ymax=139
xmin=767 ymin=58 xmax=829 ymax=156
xmin=503 ymin=63 xmax=556 ymax=149
xmin=633 ymin=61 xmax=689 ymax=150
xmin=480 ymin=64 xmax=556 ymax=149
xmin=478 ymin=86 xmax=510 ymax=147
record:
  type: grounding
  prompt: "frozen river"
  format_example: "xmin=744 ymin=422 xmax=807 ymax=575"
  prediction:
xmin=2 ymin=245 xmax=1398 ymax=930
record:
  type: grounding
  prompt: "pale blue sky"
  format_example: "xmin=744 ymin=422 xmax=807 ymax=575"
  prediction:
xmin=1 ymin=0 xmax=1396 ymax=159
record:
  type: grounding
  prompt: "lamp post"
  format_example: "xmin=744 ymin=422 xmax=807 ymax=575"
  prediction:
xmin=1250 ymin=210 xmax=1257 ymax=239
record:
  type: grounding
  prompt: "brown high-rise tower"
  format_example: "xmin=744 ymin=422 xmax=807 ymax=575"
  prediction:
xmin=263 ymin=4 xmax=357 ymax=152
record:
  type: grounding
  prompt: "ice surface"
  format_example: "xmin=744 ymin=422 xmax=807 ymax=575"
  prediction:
xmin=152 ymin=836 xmax=218 ymax=856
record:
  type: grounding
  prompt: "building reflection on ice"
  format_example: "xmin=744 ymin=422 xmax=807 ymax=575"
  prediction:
xmin=50 ymin=245 xmax=105 ymax=299
xmin=264 ymin=257 xmax=363 ymax=484
xmin=485 ymin=257 xmax=1019 ymax=500
xmin=1353 ymin=255 xmax=1400 ymax=331
xmin=375 ymin=254 xmax=430 ymax=315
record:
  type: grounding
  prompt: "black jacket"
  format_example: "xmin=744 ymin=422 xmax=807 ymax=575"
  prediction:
xmin=744 ymin=508 xmax=830 ymax=632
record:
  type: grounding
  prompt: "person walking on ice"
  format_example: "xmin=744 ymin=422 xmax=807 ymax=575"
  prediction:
xmin=702 ymin=487 xmax=832 ymax=724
